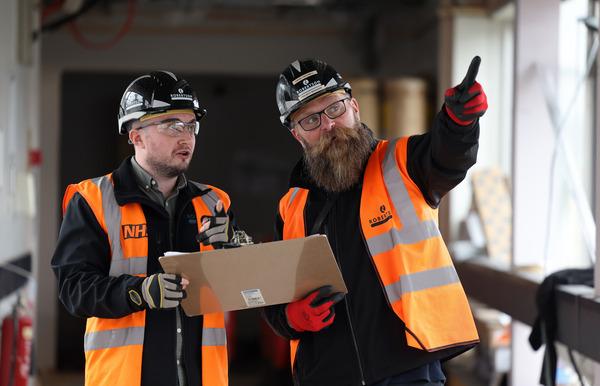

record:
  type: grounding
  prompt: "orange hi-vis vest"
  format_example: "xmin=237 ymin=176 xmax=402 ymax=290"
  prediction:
xmin=279 ymin=138 xmax=479 ymax=367
xmin=62 ymin=174 xmax=229 ymax=386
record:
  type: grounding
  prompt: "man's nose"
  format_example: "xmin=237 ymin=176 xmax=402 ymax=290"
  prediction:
xmin=178 ymin=131 xmax=194 ymax=142
xmin=320 ymin=114 xmax=335 ymax=132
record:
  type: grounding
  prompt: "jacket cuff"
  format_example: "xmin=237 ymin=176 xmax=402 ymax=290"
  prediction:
xmin=441 ymin=105 xmax=478 ymax=133
xmin=125 ymin=276 xmax=147 ymax=311
xmin=262 ymin=304 xmax=303 ymax=340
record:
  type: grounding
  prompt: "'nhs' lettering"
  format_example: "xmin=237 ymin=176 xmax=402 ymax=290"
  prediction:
xmin=122 ymin=224 xmax=148 ymax=239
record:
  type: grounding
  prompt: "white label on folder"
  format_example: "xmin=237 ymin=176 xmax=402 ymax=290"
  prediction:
xmin=241 ymin=289 xmax=265 ymax=307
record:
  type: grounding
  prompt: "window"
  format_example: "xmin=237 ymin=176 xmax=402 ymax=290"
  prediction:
xmin=543 ymin=0 xmax=597 ymax=273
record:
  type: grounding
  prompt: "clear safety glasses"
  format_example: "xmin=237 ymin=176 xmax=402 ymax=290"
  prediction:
xmin=139 ymin=119 xmax=199 ymax=137
xmin=294 ymin=97 xmax=350 ymax=131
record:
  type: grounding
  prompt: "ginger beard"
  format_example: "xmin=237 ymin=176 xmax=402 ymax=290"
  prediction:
xmin=301 ymin=122 xmax=374 ymax=193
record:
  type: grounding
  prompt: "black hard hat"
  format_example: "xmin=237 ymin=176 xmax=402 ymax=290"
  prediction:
xmin=117 ymin=71 xmax=207 ymax=134
xmin=276 ymin=59 xmax=351 ymax=128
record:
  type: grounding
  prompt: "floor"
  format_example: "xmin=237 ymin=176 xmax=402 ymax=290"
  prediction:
xmin=36 ymin=371 xmax=270 ymax=386
xmin=35 ymin=342 xmax=286 ymax=386
xmin=34 ymin=341 xmax=493 ymax=386
xmin=35 ymin=362 xmax=489 ymax=386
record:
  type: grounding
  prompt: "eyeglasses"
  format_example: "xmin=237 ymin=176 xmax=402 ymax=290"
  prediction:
xmin=139 ymin=119 xmax=199 ymax=137
xmin=294 ymin=98 xmax=350 ymax=131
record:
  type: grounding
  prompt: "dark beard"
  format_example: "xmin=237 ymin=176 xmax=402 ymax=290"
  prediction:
xmin=147 ymin=158 xmax=188 ymax=179
xmin=302 ymin=123 xmax=374 ymax=193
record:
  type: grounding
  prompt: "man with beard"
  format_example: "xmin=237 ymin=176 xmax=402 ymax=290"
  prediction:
xmin=52 ymin=71 xmax=234 ymax=386
xmin=263 ymin=58 xmax=488 ymax=386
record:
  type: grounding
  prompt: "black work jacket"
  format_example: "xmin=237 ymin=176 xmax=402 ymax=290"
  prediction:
xmin=263 ymin=108 xmax=480 ymax=386
xmin=52 ymin=157 xmax=233 ymax=386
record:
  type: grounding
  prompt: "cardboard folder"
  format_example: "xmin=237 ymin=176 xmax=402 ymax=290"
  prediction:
xmin=158 ymin=234 xmax=347 ymax=316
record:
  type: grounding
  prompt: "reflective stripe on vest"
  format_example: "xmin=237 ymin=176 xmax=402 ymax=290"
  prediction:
xmin=365 ymin=138 xmax=440 ymax=255
xmin=202 ymin=327 xmax=227 ymax=346
xmin=368 ymin=138 xmax=461 ymax=302
xmin=191 ymin=183 xmax=230 ymax=386
xmin=63 ymin=176 xmax=229 ymax=386
xmin=288 ymin=187 xmax=300 ymax=207
xmin=384 ymin=265 xmax=460 ymax=304
xmin=359 ymin=139 xmax=477 ymax=351
xmin=84 ymin=326 xmax=145 ymax=350
xmin=278 ymin=187 xmax=308 ymax=370
xmin=280 ymin=138 xmax=478 ymax=360
xmin=91 ymin=176 xmax=148 ymax=277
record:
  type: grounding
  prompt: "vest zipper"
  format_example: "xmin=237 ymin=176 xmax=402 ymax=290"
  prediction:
xmin=327 ymin=201 xmax=367 ymax=386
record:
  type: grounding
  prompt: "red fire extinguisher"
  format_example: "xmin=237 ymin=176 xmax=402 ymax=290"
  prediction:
xmin=0 ymin=303 xmax=33 ymax=386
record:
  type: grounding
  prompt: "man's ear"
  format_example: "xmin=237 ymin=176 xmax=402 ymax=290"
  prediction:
xmin=350 ymin=97 xmax=360 ymax=114
xmin=128 ymin=129 xmax=144 ymax=147
xmin=349 ymin=97 xmax=361 ymax=122
xmin=290 ymin=128 xmax=306 ymax=149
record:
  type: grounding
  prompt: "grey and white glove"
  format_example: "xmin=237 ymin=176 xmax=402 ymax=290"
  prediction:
xmin=197 ymin=200 xmax=232 ymax=249
xmin=129 ymin=273 xmax=187 ymax=310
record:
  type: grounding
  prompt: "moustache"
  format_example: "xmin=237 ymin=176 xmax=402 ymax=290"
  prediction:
xmin=302 ymin=123 xmax=374 ymax=192
xmin=310 ymin=126 xmax=360 ymax=152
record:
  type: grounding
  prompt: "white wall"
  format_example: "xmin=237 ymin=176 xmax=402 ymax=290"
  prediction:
xmin=592 ymin=7 xmax=600 ymax=369
xmin=37 ymin=64 xmax=60 ymax=372
xmin=441 ymin=6 xmax=514 ymax=241
xmin=0 ymin=0 xmax=38 ymax=266
xmin=512 ymin=0 xmax=560 ymax=384
xmin=0 ymin=0 xmax=41 ymax=373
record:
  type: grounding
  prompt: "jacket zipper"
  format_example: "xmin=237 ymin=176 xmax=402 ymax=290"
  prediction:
xmin=327 ymin=200 xmax=367 ymax=386
xmin=173 ymin=201 xmax=190 ymax=386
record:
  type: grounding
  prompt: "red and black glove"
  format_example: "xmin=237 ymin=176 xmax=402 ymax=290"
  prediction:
xmin=285 ymin=285 xmax=345 ymax=332
xmin=445 ymin=56 xmax=488 ymax=126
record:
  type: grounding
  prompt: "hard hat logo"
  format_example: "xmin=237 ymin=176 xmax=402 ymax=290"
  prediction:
xmin=297 ymin=81 xmax=324 ymax=101
xmin=170 ymin=92 xmax=194 ymax=101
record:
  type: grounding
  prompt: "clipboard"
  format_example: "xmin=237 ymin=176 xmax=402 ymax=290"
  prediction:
xmin=158 ymin=234 xmax=347 ymax=316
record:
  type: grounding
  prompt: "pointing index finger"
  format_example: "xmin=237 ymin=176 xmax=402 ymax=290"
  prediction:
xmin=459 ymin=56 xmax=481 ymax=91
xmin=213 ymin=200 xmax=227 ymax=217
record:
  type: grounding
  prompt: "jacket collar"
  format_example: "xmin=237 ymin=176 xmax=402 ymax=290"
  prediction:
xmin=129 ymin=156 xmax=188 ymax=200
xmin=112 ymin=156 xmax=207 ymax=207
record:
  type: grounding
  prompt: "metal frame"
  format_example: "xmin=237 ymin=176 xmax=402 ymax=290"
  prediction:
xmin=595 ymin=0 xmax=600 ymax=302
xmin=456 ymin=258 xmax=600 ymax=363
xmin=594 ymin=1 xmax=600 ymax=383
